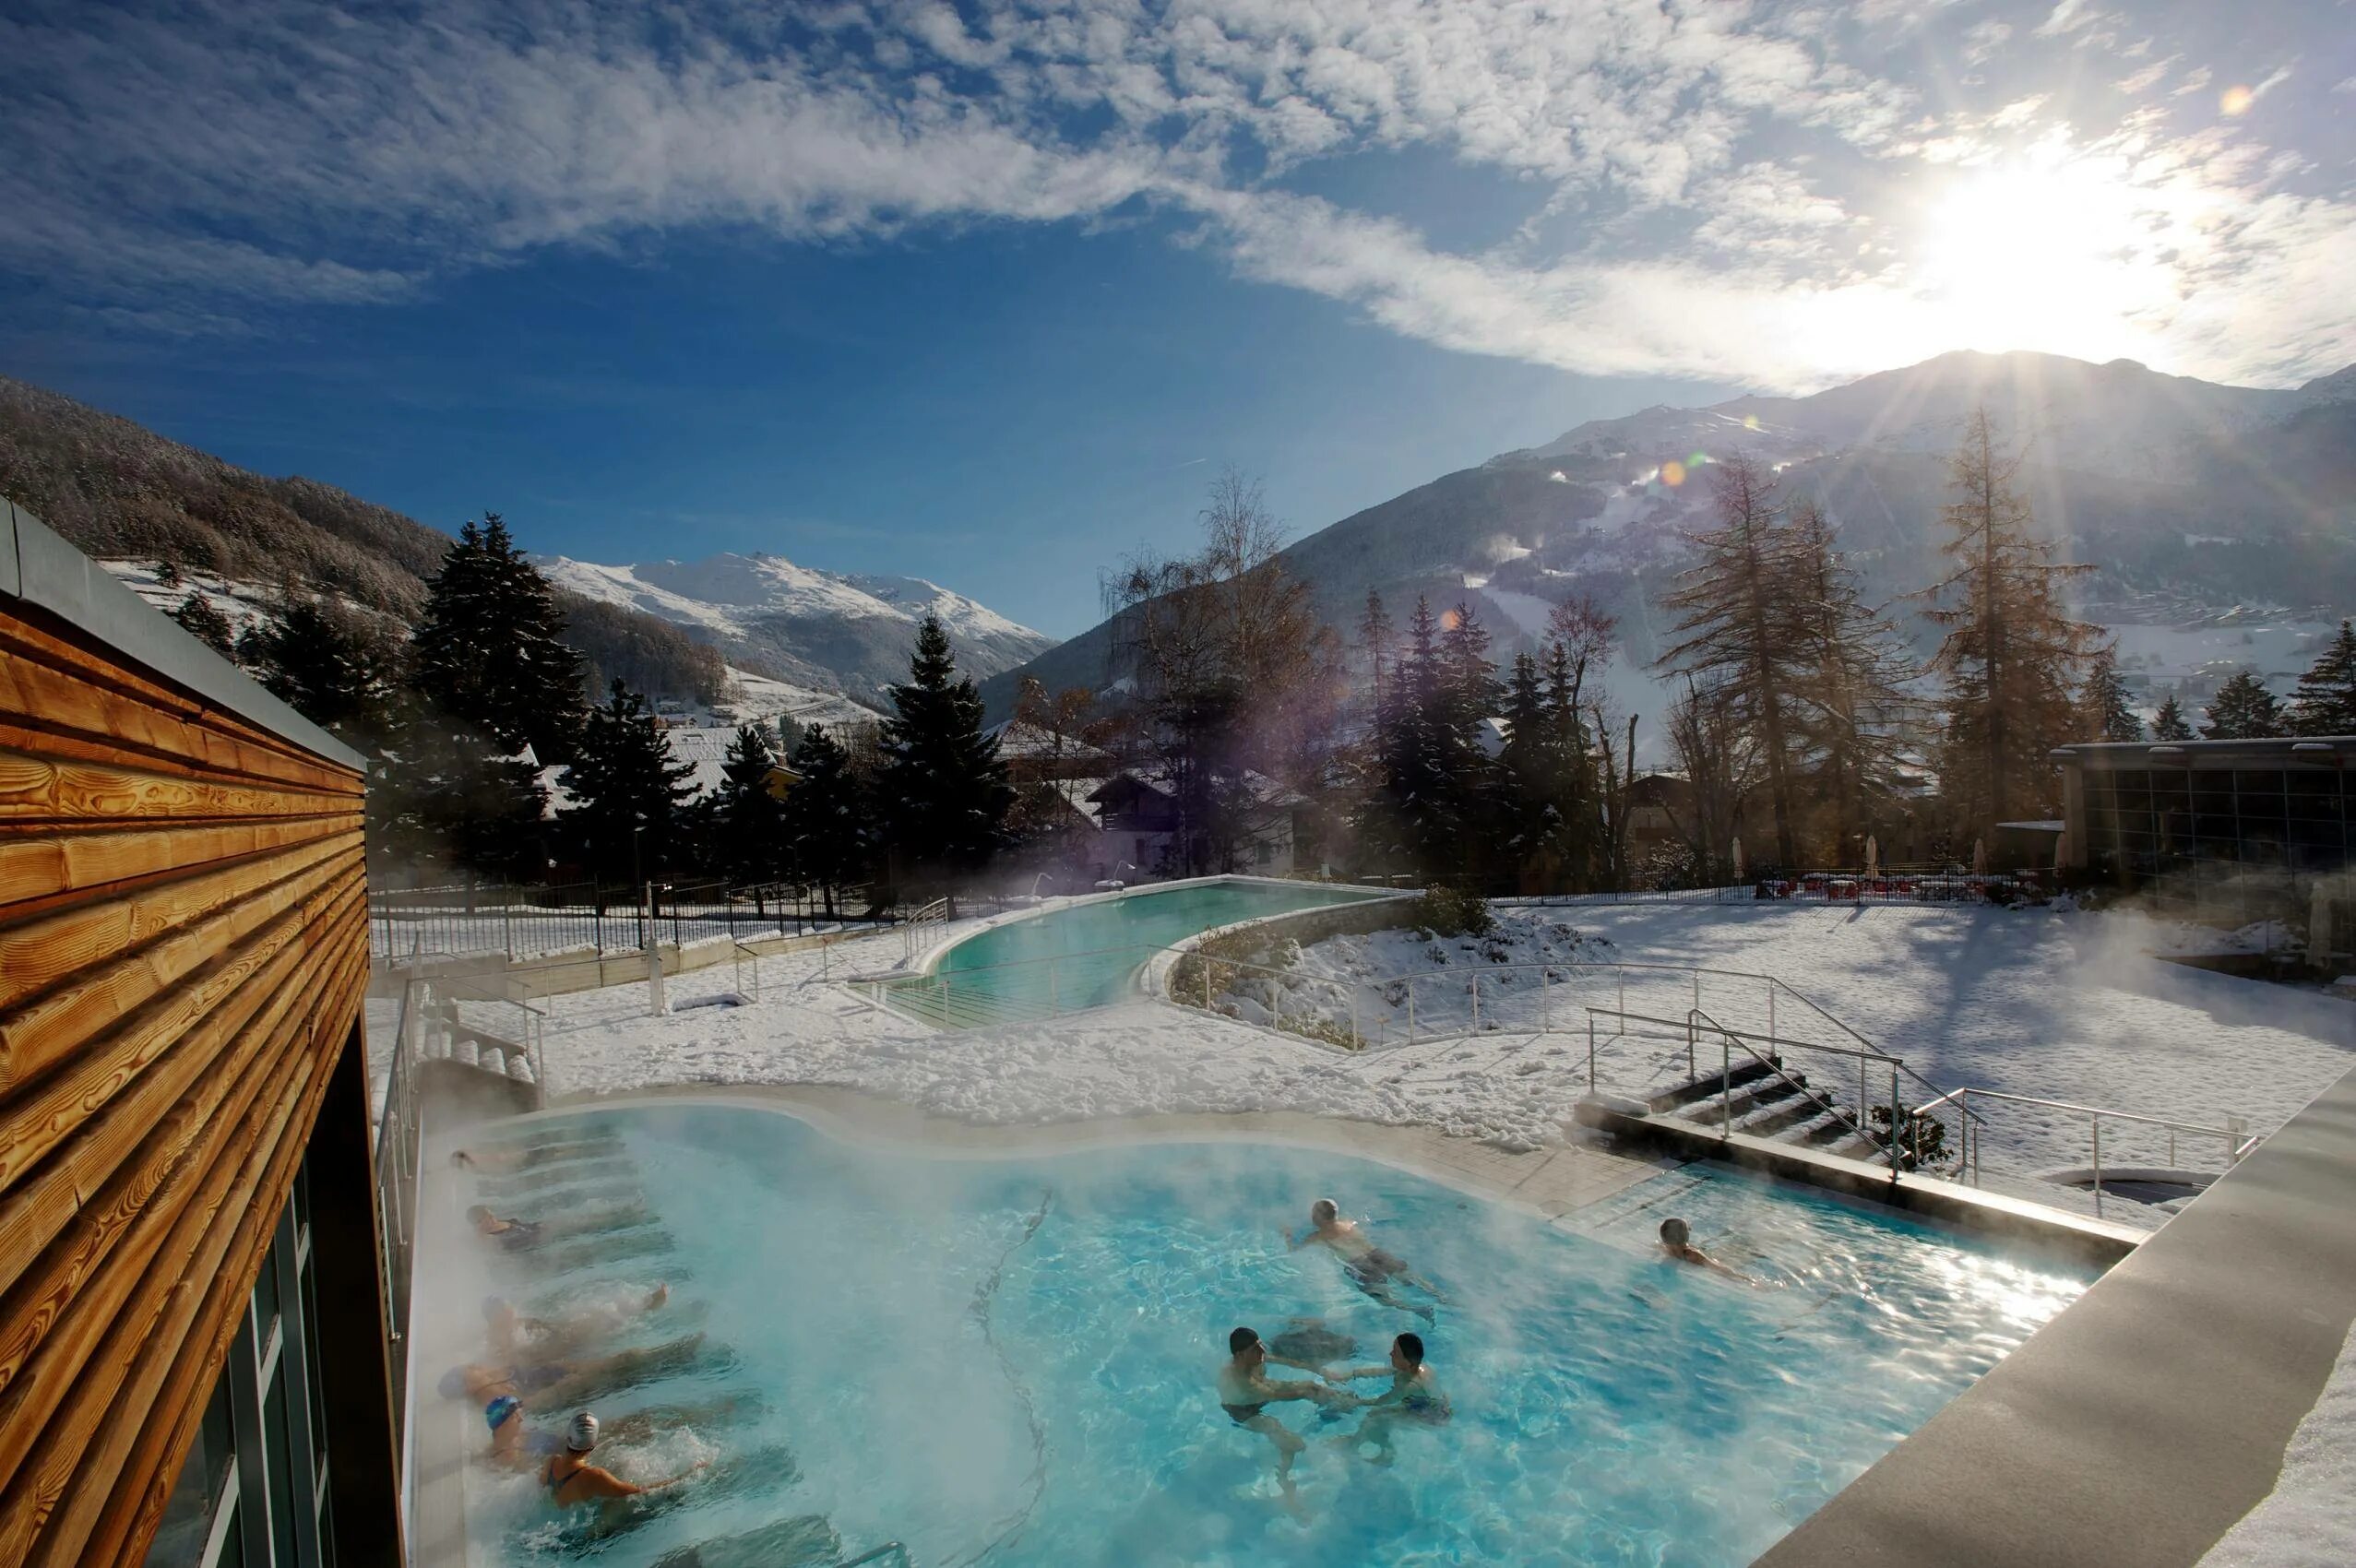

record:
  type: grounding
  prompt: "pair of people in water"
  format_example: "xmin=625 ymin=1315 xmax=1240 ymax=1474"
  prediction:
xmin=498 ymin=1408 xmax=706 ymax=1512
xmin=1219 ymin=1326 xmax=1450 ymax=1501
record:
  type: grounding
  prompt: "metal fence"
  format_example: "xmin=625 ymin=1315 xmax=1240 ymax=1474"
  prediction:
xmin=371 ymin=980 xmax=425 ymax=1473
xmin=368 ymin=878 xmax=890 ymax=963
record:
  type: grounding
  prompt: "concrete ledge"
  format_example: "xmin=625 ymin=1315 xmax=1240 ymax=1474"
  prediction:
xmin=1573 ymin=1099 xmax=2146 ymax=1269
xmin=1755 ymin=1060 xmax=2356 ymax=1568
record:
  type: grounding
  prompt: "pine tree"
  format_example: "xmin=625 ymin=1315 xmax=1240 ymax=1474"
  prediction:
xmin=708 ymin=723 xmax=791 ymax=884
xmin=1656 ymin=453 xmax=1808 ymax=865
xmin=2289 ymin=621 xmax=2356 ymax=736
xmin=368 ymin=702 xmax=549 ymax=880
xmin=153 ymin=559 xmax=183 ymax=589
xmin=2151 ymin=695 xmax=2194 ymax=741
xmin=239 ymin=597 xmax=400 ymax=751
xmin=1495 ymin=652 xmax=1552 ymax=884
xmin=785 ymin=724 xmax=874 ymax=919
xmin=1366 ymin=596 xmax=1459 ymax=878
xmin=1540 ymin=638 xmax=1600 ymax=887
xmin=171 ymin=592 xmax=237 ymax=658
xmin=876 ymin=614 xmax=1012 ymax=913
xmin=2080 ymin=648 xmax=2143 ymax=742
xmin=1920 ymin=408 xmax=2100 ymax=831
xmin=561 ymin=682 xmax=697 ymax=883
xmin=411 ymin=513 xmax=587 ymax=764
xmin=2202 ymin=671 xmax=2286 ymax=740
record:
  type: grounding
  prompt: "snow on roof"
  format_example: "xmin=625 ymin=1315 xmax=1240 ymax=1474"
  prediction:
xmin=984 ymin=719 xmax=1113 ymax=762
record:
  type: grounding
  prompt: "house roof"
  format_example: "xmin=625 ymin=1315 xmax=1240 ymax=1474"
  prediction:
xmin=985 ymin=719 xmax=1113 ymax=764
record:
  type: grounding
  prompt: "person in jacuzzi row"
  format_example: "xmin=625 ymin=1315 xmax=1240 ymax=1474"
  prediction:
xmin=441 ymin=1332 xmax=715 ymax=1411
xmin=467 ymin=1205 xmax=545 ymax=1251
xmin=539 ymin=1412 xmax=707 ymax=1510
xmin=1657 ymin=1217 xmax=1763 ymax=1285
xmin=483 ymin=1284 xmax=671 ymax=1360
xmin=485 ymin=1392 xmax=748 ymax=1468
xmin=1287 ymin=1197 xmax=1445 ymax=1322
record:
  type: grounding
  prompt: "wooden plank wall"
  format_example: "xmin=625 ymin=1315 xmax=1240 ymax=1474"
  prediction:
xmin=0 ymin=596 xmax=370 ymax=1567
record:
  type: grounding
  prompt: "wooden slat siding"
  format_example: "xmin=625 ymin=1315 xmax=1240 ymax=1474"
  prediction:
xmin=0 ymin=837 xmax=362 ymax=1095
xmin=3 ymin=981 xmax=338 ymax=1567
xmin=0 ymin=814 xmax=358 ymax=910
xmin=0 ymin=884 xmax=363 ymax=1299
xmin=0 ymin=580 xmax=371 ymax=1568
xmin=0 ymin=619 xmax=358 ymax=796
xmin=0 ymin=748 xmax=359 ymax=826
xmin=16 ymin=957 xmax=357 ymax=1568
xmin=85 ymin=983 xmax=359 ymax=1568
xmin=0 ymin=911 xmax=363 ymax=1452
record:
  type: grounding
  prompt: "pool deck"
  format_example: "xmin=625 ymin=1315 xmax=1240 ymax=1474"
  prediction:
xmin=1757 ymin=1058 xmax=2356 ymax=1568
xmin=546 ymin=1081 xmax=1672 ymax=1221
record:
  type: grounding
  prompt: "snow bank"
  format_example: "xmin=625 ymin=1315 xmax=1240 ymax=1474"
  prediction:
xmin=2198 ymin=1315 xmax=2356 ymax=1567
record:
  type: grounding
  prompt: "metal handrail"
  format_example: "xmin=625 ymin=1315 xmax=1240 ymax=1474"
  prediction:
xmin=1685 ymin=1006 xmax=1903 ymax=1175
xmin=1912 ymin=1085 xmax=2258 ymax=1211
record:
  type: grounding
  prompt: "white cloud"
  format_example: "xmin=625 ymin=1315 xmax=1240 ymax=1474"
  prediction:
xmin=0 ymin=0 xmax=2345 ymax=390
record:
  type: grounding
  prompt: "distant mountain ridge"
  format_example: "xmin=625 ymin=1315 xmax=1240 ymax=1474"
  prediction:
xmin=534 ymin=552 xmax=1053 ymax=704
xmin=983 ymin=350 xmax=2356 ymax=720
xmin=0 ymin=374 xmax=1046 ymax=708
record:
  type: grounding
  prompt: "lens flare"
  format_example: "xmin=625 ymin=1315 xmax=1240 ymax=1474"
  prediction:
xmin=1439 ymin=607 xmax=1461 ymax=631
xmin=1743 ymin=414 xmax=1761 ymax=431
xmin=2219 ymin=84 xmax=2254 ymax=114
xmin=1687 ymin=451 xmax=1709 ymax=469
xmin=1660 ymin=461 xmax=1686 ymax=488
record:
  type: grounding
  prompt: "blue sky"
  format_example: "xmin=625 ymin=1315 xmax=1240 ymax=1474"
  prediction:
xmin=2 ymin=0 xmax=2349 ymax=636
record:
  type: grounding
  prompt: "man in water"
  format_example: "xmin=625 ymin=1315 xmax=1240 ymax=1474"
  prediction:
xmin=483 ymin=1284 xmax=670 ymax=1360
xmin=487 ymin=1391 xmax=751 ymax=1468
xmin=1323 ymin=1332 xmax=1450 ymax=1467
xmin=1288 ymin=1197 xmax=1442 ymax=1322
xmin=541 ymin=1412 xmax=706 ymax=1512
xmin=440 ymin=1332 xmax=712 ymax=1410
xmin=1217 ymin=1326 xmax=1348 ymax=1508
xmin=466 ymin=1205 xmax=543 ymax=1251
xmin=1658 ymin=1218 xmax=1761 ymax=1285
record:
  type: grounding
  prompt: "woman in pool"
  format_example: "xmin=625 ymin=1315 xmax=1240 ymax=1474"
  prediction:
xmin=541 ymin=1412 xmax=705 ymax=1512
xmin=1288 ymin=1197 xmax=1444 ymax=1322
xmin=1322 ymin=1332 xmax=1450 ymax=1466
xmin=467 ymin=1206 xmax=543 ymax=1251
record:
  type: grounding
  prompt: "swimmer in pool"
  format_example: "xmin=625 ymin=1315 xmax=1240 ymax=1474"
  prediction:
xmin=467 ymin=1206 xmax=544 ymax=1250
xmin=1218 ymin=1326 xmax=1349 ymax=1509
xmin=440 ymin=1333 xmax=712 ymax=1409
xmin=486 ymin=1392 xmax=751 ymax=1468
xmin=483 ymin=1284 xmax=671 ymax=1359
xmin=541 ymin=1412 xmax=705 ymax=1512
xmin=1288 ymin=1198 xmax=1443 ymax=1322
xmin=1658 ymin=1218 xmax=1762 ymax=1285
xmin=1323 ymin=1332 xmax=1450 ymax=1466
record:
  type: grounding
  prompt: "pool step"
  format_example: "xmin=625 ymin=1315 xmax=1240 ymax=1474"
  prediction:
xmin=1652 ymin=1057 xmax=1899 ymax=1167
xmin=1647 ymin=1057 xmax=1780 ymax=1114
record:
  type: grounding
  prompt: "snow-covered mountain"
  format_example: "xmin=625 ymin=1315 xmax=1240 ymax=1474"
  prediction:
xmin=985 ymin=350 xmax=2356 ymax=730
xmin=534 ymin=552 xmax=1055 ymax=704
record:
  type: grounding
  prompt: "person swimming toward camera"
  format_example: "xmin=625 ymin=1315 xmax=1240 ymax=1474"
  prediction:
xmin=1288 ymin=1198 xmax=1442 ymax=1321
xmin=1323 ymin=1332 xmax=1449 ymax=1466
xmin=1658 ymin=1218 xmax=1762 ymax=1286
xmin=1218 ymin=1326 xmax=1350 ymax=1509
xmin=540 ymin=1412 xmax=706 ymax=1512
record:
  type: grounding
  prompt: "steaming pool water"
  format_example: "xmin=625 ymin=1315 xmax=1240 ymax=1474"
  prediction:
xmin=881 ymin=880 xmax=1387 ymax=1026
xmin=442 ymin=1104 xmax=2098 ymax=1567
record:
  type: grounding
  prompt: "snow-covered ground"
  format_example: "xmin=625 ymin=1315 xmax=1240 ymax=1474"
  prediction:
xmin=399 ymin=899 xmax=2353 ymax=1234
xmin=2199 ymin=1315 xmax=2356 ymax=1568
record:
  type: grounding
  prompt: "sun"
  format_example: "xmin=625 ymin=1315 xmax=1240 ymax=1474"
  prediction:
xmin=1912 ymin=158 xmax=2164 ymax=362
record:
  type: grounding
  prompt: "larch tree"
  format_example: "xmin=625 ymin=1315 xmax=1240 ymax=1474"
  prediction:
xmin=1919 ymin=408 xmax=2100 ymax=832
xmin=2079 ymin=648 xmax=2143 ymax=742
xmin=1659 ymin=675 xmax=1758 ymax=887
xmin=2289 ymin=621 xmax=2356 ymax=736
xmin=2150 ymin=695 xmax=2195 ymax=741
xmin=1656 ymin=452 xmax=1807 ymax=865
xmin=876 ymin=613 xmax=1012 ymax=913
xmin=561 ymin=682 xmax=697 ymax=884
xmin=2202 ymin=671 xmax=2286 ymax=740
xmin=1781 ymin=500 xmax=1922 ymax=860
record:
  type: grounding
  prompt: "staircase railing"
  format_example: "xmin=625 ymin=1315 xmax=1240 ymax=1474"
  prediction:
xmin=901 ymin=897 xmax=950 ymax=961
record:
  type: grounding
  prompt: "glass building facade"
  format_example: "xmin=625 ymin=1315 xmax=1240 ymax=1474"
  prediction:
xmin=143 ymin=1158 xmax=337 ymax=1568
xmin=2063 ymin=741 xmax=2356 ymax=919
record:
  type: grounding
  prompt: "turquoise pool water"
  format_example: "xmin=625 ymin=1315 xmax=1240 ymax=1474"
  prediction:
xmin=445 ymin=1106 xmax=2097 ymax=1567
xmin=883 ymin=880 xmax=1386 ymax=1027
